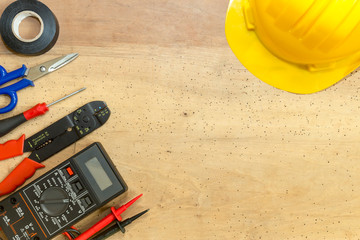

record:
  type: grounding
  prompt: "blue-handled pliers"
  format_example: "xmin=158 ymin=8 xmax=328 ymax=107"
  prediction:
xmin=0 ymin=53 xmax=79 ymax=114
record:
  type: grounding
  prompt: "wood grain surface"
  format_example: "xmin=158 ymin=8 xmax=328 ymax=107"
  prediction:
xmin=0 ymin=0 xmax=360 ymax=240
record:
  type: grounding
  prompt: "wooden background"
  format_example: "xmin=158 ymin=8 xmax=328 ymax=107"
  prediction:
xmin=0 ymin=0 xmax=360 ymax=239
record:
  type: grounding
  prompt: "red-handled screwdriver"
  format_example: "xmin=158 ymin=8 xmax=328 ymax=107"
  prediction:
xmin=0 ymin=87 xmax=86 ymax=137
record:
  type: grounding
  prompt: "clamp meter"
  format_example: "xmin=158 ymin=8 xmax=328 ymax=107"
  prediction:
xmin=0 ymin=143 xmax=128 ymax=240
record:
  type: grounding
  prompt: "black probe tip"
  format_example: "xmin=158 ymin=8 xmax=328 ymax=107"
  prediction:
xmin=120 ymin=209 xmax=150 ymax=228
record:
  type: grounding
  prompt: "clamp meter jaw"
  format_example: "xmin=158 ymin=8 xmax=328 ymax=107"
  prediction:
xmin=0 ymin=143 xmax=127 ymax=240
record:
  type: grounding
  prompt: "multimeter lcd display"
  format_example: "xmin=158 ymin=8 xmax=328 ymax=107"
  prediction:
xmin=73 ymin=144 xmax=126 ymax=203
xmin=85 ymin=157 xmax=113 ymax=191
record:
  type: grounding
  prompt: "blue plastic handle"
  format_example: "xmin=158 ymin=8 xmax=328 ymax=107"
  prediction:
xmin=0 ymin=79 xmax=34 ymax=114
xmin=0 ymin=65 xmax=32 ymax=114
xmin=0 ymin=65 xmax=27 ymax=85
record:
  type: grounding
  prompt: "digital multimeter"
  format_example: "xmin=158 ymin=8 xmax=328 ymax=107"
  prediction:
xmin=0 ymin=143 xmax=128 ymax=240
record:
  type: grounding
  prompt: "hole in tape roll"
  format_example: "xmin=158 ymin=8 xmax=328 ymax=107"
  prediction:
xmin=12 ymin=10 xmax=44 ymax=43
xmin=19 ymin=16 xmax=41 ymax=40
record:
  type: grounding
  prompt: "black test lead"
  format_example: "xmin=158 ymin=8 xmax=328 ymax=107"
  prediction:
xmin=0 ymin=87 xmax=86 ymax=137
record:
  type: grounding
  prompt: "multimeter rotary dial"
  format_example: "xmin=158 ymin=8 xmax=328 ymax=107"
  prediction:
xmin=40 ymin=187 xmax=69 ymax=217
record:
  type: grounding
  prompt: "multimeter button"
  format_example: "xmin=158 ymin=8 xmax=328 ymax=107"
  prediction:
xmin=80 ymin=198 xmax=88 ymax=208
xmin=76 ymin=182 xmax=83 ymax=191
xmin=72 ymin=181 xmax=83 ymax=193
xmin=80 ymin=196 xmax=92 ymax=209
xmin=66 ymin=167 xmax=74 ymax=176
xmin=84 ymin=196 xmax=92 ymax=205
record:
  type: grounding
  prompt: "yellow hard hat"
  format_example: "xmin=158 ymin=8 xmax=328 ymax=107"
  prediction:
xmin=225 ymin=0 xmax=360 ymax=94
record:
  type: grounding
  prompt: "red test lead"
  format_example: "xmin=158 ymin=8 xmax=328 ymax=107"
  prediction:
xmin=75 ymin=194 xmax=143 ymax=240
xmin=0 ymin=87 xmax=86 ymax=137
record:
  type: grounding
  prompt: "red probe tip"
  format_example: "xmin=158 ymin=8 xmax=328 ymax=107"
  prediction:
xmin=124 ymin=194 xmax=143 ymax=208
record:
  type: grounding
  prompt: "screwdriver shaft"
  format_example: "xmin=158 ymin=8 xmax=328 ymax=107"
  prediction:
xmin=47 ymin=87 xmax=86 ymax=107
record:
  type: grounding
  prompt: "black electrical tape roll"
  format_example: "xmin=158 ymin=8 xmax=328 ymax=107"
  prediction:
xmin=0 ymin=0 xmax=59 ymax=55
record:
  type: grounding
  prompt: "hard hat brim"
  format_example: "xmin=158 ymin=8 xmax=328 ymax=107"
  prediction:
xmin=225 ymin=0 xmax=360 ymax=94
